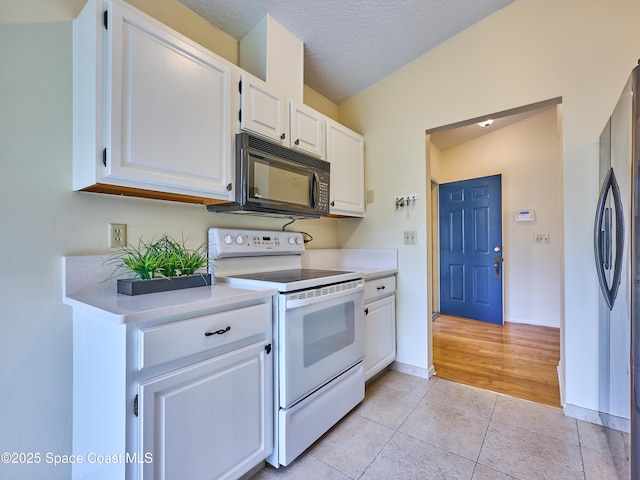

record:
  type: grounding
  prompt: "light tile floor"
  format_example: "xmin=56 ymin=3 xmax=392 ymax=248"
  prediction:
xmin=251 ymin=369 xmax=630 ymax=480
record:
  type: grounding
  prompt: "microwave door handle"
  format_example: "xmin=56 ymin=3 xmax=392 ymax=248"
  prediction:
xmin=311 ymin=172 xmax=320 ymax=209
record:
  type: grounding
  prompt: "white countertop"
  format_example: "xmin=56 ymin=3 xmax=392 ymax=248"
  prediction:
xmin=63 ymin=249 xmax=397 ymax=324
xmin=302 ymin=249 xmax=398 ymax=280
xmin=62 ymin=256 xmax=276 ymax=325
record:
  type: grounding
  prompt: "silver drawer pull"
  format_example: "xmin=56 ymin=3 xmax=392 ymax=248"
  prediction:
xmin=204 ymin=326 xmax=231 ymax=337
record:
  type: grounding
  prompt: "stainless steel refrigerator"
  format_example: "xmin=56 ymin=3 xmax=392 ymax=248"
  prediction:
xmin=595 ymin=63 xmax=638 ymax=477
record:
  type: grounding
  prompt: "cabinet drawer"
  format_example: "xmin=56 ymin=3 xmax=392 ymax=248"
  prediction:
xmin=364 ymin=276 xmax=396 ymax=302
xmin=138 ymin=302 xmax=270 ymax=369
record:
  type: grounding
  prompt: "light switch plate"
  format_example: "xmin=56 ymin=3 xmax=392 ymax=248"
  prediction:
xmin=366 ymin=190 xmax=375 ymax=203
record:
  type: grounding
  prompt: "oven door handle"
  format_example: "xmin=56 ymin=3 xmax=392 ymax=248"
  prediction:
xmin=283 ymin=283 xmax=364 ymax=309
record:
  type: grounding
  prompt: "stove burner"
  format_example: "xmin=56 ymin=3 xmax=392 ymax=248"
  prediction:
xmin=231 ymin=268 xmax=353 ymax=283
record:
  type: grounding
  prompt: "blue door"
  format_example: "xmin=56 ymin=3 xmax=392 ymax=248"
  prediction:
xmin=439 ymin=174 xmax=503 ymax=324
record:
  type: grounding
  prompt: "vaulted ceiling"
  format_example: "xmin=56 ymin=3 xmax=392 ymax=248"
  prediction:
xmin=178 ymin=0 xmax=515 ymax=104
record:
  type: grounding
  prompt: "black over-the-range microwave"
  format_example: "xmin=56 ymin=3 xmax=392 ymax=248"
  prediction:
xmin=207 ymin=133 xmax=331 ymax=218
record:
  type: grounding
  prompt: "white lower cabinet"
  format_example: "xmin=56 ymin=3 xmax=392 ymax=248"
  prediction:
xmin=364 ymin=276 xmax=397 ymax=380
xmin=71 ymin=299 xmax=272 ymax=480
xmin=139 ymin=341 xmax=271 ymax=480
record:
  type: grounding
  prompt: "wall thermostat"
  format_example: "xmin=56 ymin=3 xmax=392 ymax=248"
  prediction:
xmin=515 ymin=210 xmax=535 ymax=222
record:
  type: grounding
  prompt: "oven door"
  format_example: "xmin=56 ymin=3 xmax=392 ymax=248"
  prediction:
xmin=278 ymin=284 xmax=364 ymax=408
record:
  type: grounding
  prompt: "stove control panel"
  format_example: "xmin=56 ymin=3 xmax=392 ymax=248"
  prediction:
xmin=209 ymin=228 xmax=305 ymax=258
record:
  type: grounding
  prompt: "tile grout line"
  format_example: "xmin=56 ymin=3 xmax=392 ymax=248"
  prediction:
xmin=354 ymin=374 xmax=439 ymax=478
xmin=470 ymin=390 xmax=500 ymax=479
xmin=575 ymin=418 xmax=587 ymax=480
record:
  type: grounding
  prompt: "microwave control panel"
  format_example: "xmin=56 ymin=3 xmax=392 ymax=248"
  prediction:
xmin=317 ymin=174 xmax=329 ymax=212
xmin=209 ymin=228 xmax=305 ymax=259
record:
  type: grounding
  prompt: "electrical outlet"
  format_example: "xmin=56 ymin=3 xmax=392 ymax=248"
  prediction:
xmin=404 ymin=230 xmax=417 ymax=245
xmin=534 ymin=233 xmax=550 ymax=244
xmin=109 ymin=223 xmax=127 ymax=248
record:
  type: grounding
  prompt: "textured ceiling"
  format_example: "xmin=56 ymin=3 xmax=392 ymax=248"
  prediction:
xmin=178 ymin=0 xmax=514 ymax=104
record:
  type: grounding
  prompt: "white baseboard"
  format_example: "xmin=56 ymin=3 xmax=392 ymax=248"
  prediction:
xmin=557 ymin=362 xmax=565 ymax=406
xmin=563 ymin=403 xmax=630 ymax=433
xmin=389 ymin=361 xmax=433 ymax=379
xmin=505 ymin=317 xmax=561 ymax=328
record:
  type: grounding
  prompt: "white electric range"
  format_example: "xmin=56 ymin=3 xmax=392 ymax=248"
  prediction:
xmin=208 ymin=228 xmax=365 ymax=467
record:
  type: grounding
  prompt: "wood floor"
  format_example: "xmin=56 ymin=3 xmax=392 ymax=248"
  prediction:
xmin=432 ymin=315 xmax=561 ymax=407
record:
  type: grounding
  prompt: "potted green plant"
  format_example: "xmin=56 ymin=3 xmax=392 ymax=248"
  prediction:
xmin=109 ymin=233 xmax=211 ymax=295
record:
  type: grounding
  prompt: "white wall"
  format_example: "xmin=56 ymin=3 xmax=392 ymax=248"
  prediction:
xmin=0 ymin=6 xmax=340 ymax=479
xmin=436 ymin=107 xmax=563 ymax=327
xmin=338 ymin=0 xmax=640 ymax=415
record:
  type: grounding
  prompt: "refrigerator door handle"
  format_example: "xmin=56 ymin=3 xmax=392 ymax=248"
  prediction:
xmin=604 ymin=207 xmax=611 ymax=270
xmin=594 ymin=167 xmax=625 ymax=310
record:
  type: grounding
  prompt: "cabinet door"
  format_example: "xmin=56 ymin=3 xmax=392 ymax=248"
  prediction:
xmin=138 ymin=341 xmax=273 ymax=480
xmin=240 ymin=73 xmax=287 ymax=143
xmin=106 ymin=1 xmax=232 ymax=198
xmin=326 ymin=121 xmax=365 ymax=216
xmin=364 ymin=296 xmax=396 ymax=380
xmin=290 ymin=101 xmax=325 ymax=158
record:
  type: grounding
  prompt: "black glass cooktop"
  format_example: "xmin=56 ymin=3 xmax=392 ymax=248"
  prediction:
xmin=230 ymin=268 xmax=353 ymax=283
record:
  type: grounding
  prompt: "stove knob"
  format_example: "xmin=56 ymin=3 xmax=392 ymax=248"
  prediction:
xmin=235 ymin=235 xmax=244 ymax=245
xmin=223 ymin=234 xmax=233 ymax=245
xmin=295 ymin=236 xmax=303 ymax=245
xmin=288 ymin=236 xmax=296 ymax=245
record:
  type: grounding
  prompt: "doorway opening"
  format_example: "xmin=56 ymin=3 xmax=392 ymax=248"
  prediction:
xmin=426 ymin=97 xmax=565 ymax=405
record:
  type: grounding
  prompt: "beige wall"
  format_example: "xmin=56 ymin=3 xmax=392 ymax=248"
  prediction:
xmin=338 ymin=0 xmax=640 ymax=413
xmin=305 ymin=85 xmax=340 ymax=121
xmin=435 ymin=107 xmax=562 ymax=328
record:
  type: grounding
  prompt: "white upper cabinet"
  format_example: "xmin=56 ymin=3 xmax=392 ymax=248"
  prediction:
xmin=239 ymin=72 xmax=288 ymax=144
xmin=326 ymin=121 xmax=365 ymax=217
xmin=73 ymin=0 xmax=234 ymax=202
xmin=240 ymin=14 xmax=304 ymax=102
xmin=73 ymin=0 xmax=365 ymax=212
xmin=238 ymin=74 xmax=326 ymax=159
xmin=239 ymin=13 xmax=327 ymax=158
xmin=290 ymin=101 xmax=325 ymax=158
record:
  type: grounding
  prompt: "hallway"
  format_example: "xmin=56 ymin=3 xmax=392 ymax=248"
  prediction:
xmin=432 ymin=315 xmax=561 ymax=407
